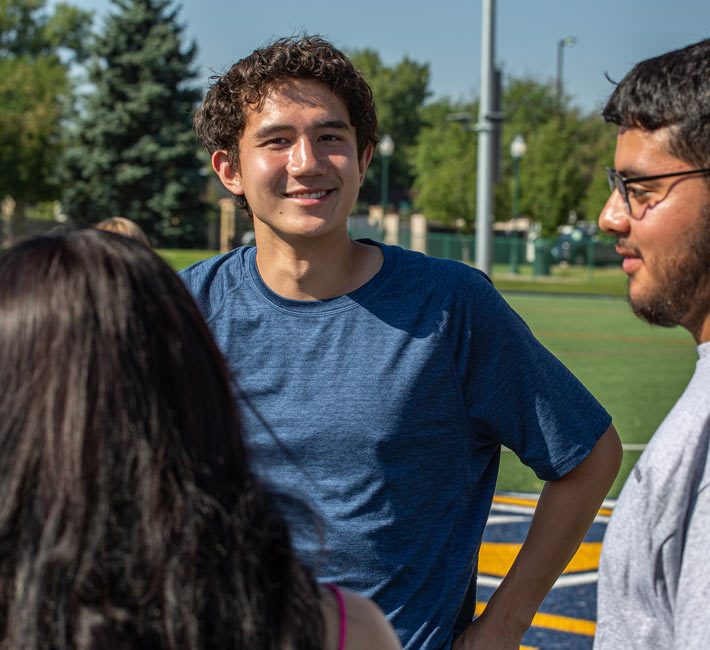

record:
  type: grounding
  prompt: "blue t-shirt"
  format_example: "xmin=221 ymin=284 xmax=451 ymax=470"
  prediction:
xmin=180 ymin=241 xmax=611 ymax=650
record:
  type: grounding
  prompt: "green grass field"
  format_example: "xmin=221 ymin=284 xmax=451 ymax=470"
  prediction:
xmin=158 ymin=248 xmax=218 ymax=270
xmin=161 ymin=249 xmax=697 ymax=498
xmin=498 ymin=292 xmax=696 ymax=496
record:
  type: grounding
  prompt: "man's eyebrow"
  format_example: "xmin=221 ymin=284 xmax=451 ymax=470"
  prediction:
xmin=252 ymin=120 xmax=351 ymax=140
xmin=252 ymin=123 xmax=290 ymax=139
xmin=316 ymin=119 xmax=350 ymax=130
xmin=618 ymin=166 xmax=649 ymax=179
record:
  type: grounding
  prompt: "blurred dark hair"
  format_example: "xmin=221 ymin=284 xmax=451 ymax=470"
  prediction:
xmin=194 ymin=34 xmax=378 ymax=214
xmin=603 ymin=39 xmax=710 ymax=168
xmin=0 ymin=229 xmax=322 ymax=649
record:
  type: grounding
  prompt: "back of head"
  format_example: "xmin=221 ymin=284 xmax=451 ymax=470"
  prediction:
xmin=0 ymin=229 xmax=322 ymax=649
xmin=194 ymin=35 xmax=378 ymax=195
xmin=94 ymin=217 xmax=150 ymax=247
xmin=603 ymin=39 xmax=710 ymax=168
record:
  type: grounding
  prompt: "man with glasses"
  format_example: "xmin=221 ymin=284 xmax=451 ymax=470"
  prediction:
xmin=595 ymin=39 xmax=710 ymax=650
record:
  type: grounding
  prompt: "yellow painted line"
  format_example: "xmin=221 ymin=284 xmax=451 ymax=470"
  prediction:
xmin=565 ymin=541 xmax=603 ymax=573
xmin=532 ymin=611 xmax=595 ymax=636
xmin=476 ymin=602 xmax=596 ymax=637
xmin=492 ymin=494 xmax=613 ymax=517
xmin=493 ymin=494 xmax=539 ymax=508
xmin=479 ymin=541 xmax=602 ymax=577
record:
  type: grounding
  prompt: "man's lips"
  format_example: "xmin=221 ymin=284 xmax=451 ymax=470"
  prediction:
xmin=616 ymin=242 xmax=642 ymax=274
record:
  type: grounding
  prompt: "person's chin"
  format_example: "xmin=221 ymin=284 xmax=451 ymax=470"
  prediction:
xmin=628 ymin=284 xmax=678 ymax=328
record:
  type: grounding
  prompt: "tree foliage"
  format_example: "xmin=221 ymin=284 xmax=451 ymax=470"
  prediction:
xmin=349 ymin=49 xmax=430 ymax=211
xmin=0 ymin=0 xmax=92 ymax=235
xmin=520 ymin=117 xmax=589 ymax=237
xmin=61 ymin=0 xmax=206 ymax=246
xmin=411 ymin=98 xmax=477 ymax=227
xmin=0 ymin=56 xmax=67 ymax=201
xmin=0 ymin=0 xmax=91 ymax=59
xmin=410 ymin=74 xmax=617 ymax=235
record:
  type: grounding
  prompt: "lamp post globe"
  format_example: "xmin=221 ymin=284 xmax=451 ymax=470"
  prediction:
xmin=556 ymin=36 xmax=577 ymax=115
xmin=378 ymin=135 xmax=395 ymax=217
xmin=509 ymin=134 xmax=526 ymax=274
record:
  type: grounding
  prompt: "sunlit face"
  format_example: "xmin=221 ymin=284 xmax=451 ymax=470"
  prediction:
xmin=598 ymin=126 xmax=710 ymax=330
xmin=214 ymin=78 xmax=372 ymax=246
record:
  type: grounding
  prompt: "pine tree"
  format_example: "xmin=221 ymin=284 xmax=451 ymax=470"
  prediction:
xmin=61 ymin=0 xmax=206 ymax=246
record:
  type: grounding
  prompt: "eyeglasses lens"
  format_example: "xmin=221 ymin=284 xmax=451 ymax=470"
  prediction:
xmin=606 ymin=169 xmax=632 ymax=215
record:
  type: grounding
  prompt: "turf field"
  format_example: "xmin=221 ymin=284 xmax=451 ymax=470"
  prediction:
xmin=161 ymin=249 xmax=698 ymax=498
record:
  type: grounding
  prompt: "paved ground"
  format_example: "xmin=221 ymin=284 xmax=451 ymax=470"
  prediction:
xmin=477 ymin=492 xmax=614 ymax=650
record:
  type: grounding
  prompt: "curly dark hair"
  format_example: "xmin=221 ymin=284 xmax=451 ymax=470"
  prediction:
xmin=603 ymin=38 xmax=710 ymax=169
xmin=0 ymin=229 xmax=323 ymax=650
xmin=194 ymin=35 xmax=379 ymax=213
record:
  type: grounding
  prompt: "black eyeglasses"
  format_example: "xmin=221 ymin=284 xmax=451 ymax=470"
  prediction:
xmin=606 ymin=166 xmax=710 ymax=217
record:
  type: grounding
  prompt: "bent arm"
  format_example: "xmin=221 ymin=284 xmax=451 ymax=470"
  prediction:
xmin=454 ymin=424 xmax=622 ymax=650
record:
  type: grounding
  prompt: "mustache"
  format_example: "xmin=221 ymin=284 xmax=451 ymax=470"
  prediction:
xmin=616 ymin=238 xmax=643 ymax=259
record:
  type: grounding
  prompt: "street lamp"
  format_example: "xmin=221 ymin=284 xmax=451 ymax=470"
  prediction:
xmin=509 ymin=134 xmax=526 ymax=274
xmin=556 ymin=36 xmax=577 ymax=115
xmin=378 ymin=134 xmax=395 ymax=216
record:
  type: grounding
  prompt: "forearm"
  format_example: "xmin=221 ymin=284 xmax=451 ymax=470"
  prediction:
xmin=455 ymin=424 xmax=622 ymax=649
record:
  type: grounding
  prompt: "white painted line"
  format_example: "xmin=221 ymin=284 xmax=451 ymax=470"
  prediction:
xmin=485 ymin=515 xmax=531 ymax=525
xmin=502 ymin=443 xmax=646 ymax=452
xmin=478 ymin=571 xmax=599 ymax=590
xmin=554 ymin=572 xmax=598 ymax=588
xmin=477 ymin=575 xmax=503 ymax=589
xmin=489 ymin=503 xmax=535 ymax=515
xmin=622 ymin=443 xmax=647 ymax=451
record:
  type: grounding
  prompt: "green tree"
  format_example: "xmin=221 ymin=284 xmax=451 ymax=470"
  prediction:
xmin=0 ymin=0 xmax=90 ymax=59
xmin=520 ymin=116 xmax=590 ymax=237
xmin=61 ymin=0 xmax=206 ymax=246
xmin=0 ymin=0 xmax=92 ymax=238
xmin=349 ymin=49 xmax=430 ymax=211
xmin=495 ymin=77 xmax=558 ymax=221
xmin=576 ymin=117 xmax=617 ymax=222
xmin=410 ymin=98 xmax=477 ymax=227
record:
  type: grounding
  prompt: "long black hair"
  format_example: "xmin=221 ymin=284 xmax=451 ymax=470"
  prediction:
xmin=0 ymin=229 xmax=323 ymax=649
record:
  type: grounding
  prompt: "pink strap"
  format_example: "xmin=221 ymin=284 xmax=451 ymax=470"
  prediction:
xmin=324 ymin=583 xmax=347 ymax=650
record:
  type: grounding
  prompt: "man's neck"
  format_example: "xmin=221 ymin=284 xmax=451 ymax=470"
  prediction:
xmin=695 ymin=311 xmax=710 ymax=344
xmin=253 ymin=233 xmax=384 ymax=301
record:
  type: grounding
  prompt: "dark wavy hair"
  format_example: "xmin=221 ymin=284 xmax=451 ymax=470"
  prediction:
xmin=0 ymin=229 xmax=323 ymax=650
xmin=194 ymin=35 xmax=378 ymax=213
xmin=603 ymin=38 xmax=710 ymax=168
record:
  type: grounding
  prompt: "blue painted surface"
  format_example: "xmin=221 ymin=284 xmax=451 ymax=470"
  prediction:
xmin=476 ymin=493 xmax=611 ymax=650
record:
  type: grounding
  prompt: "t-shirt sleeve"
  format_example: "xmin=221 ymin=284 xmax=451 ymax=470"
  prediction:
xmin=449 ymin=269 xmax=611 ymax=481
xmin=178 ymin=249 xmax=244 ymax=322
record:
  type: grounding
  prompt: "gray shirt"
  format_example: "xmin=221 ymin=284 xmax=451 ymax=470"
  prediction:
xmin=595 ymin=342 xmax=710 ymax=649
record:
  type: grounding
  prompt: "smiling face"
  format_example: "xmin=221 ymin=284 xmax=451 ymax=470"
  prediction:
xmin=213 ymin=78 xmax=372 ymax=247
xmin=598 ymin=126 xmax=710 ymax=335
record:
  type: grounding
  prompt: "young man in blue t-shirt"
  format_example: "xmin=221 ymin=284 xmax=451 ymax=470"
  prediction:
xmin=182 ymin=35 xmax=622 ymax=650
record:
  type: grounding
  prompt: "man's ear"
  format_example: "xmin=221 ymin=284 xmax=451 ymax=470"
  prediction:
xmin=358 ymin=142 xmax=374 ymax=185
xmin=212 ymin=150 xmax=244 ymax=195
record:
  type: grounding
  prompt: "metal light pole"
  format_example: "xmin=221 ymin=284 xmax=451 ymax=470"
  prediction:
xmin=378 ymin=134 xmax=395 ymax=216
xmin=475 ymin=0 xmax=497 ymax=277
xmin=509 ymin=134 xmax=526 ymax=274
xmin=556 ymin=36 xmax=576 ymax=116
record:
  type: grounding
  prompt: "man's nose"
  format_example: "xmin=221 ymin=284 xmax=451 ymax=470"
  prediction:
xmin=598 ymin=189 xmax=631 ymax=236
xmin=288 ymin=137 xmax=325 ymax=176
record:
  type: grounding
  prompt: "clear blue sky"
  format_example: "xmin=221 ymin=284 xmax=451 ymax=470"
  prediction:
xmin=53 ymin=0 xmax=710 ymax=114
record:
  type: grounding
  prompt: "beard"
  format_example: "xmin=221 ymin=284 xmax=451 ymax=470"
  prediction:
xmin=628 ymin=204 xmax=710 ymax=328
